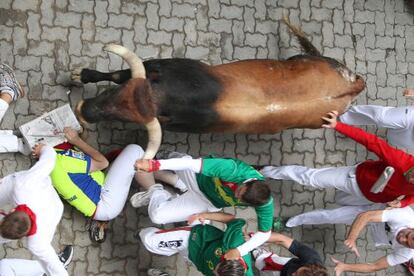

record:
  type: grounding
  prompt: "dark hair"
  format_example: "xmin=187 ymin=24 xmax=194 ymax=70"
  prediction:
xmin=0 ymin=211 xmax=31 ymax=239
xmin=241 ymin=181 xmax=271 ymax=207
xmin=216 ymin=260 xmax=245 ymax=276
xmin=297 ymin=263 xmax=328 ymax=276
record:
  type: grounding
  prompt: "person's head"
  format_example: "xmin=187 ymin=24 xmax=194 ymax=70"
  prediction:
xmin=0 ymin=210 xmax=31 ymax=240
xmin=291 ymin=263 xmax=328 ymax=276
xmin=235 ymin=181 xmax=271 ymax=207
xmin=397 ymin=228 xmax=414 ymax=248
xmin=214 ymin=259 xmax=246 ymax=276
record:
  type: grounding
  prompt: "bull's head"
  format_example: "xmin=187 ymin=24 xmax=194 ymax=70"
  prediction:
xmin=76 ymin=45 xmax=161 ymax=159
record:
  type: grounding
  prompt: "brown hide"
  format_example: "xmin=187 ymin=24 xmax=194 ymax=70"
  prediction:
xmin=208 ymin=58 xmax=364 ymax=133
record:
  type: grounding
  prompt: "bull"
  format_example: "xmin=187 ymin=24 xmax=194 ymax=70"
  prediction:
xmin=72 ymin=20 xmax=365 ymax=159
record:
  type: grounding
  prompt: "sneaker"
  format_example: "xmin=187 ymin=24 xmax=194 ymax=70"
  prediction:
xmin=130 ymin=184 xmax=163 ymax=208
xmin=272 ymin=216 xmax=289 ymax=232
xmin=403 ymin=259 xmax=414 ymax=275
xmin=0 ymin=63 xmax=24 ymax=100
xmin=87 ymin=220 xmax=108 ymax=243
xmin=147 ymin=268 xmax=170 ymax=276
xmin=58 ymin=245 xmax=74 ymax=268
xmin=252 ymin=247 xmax=272 ymax=261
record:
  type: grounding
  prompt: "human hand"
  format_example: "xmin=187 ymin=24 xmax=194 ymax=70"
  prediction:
xmin=386 ymin=199 xmax=401 ymax=209
xmin=187 ymin=213 xmax=206 ymax=225
xmin=63 ymin=127 xmax=81 ymax=144
xmin=322 ymin=110 xmax=339 ymax=128
xmin=31 ymin=143 xmax=45 ymax=159
xmin=344 ymin=238 xmax=360 ymax=257
xmin=224 ymin=248 xmax=241 ymax=260
xmin=331 ymin=256 xmax=346 ymax=276
xmin=134 ymin=159 xmax=160 ymax=172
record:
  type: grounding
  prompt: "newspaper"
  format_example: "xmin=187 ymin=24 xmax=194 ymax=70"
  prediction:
xmin=19 ymin=104 xmax=82 ymax=148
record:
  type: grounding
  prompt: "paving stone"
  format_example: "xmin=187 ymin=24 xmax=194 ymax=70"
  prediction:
xmin=27 ymin=12 xmax=41 ymax=40
xmin=160 ymin=17 xmax=184 ymax=32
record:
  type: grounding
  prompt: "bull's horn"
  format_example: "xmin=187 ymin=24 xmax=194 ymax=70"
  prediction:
xmin=143 ymin=118 xmax=162 ymax=159
xmin=103 ymin=44 xmax=146 ymax=79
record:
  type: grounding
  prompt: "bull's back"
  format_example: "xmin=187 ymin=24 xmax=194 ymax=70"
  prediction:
xmin=208 ymin=57 xmax=364 ymax=133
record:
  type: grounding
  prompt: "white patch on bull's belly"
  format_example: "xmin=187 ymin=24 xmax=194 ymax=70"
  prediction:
xmin=266 ymin=103 xmax=283 ymax=113
xmin=338 ymin=67 xmax=356 ymax=82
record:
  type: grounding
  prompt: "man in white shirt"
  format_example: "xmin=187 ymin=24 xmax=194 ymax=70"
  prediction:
xmin=291 ymin=205 xmax=414 ymax=274
xmin=0 ymin=144 xmax=68 ymax=275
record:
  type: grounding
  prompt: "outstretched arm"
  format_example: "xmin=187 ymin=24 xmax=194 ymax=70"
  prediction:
xmin=322 ymin=111 xmax=414 ymax=171
xmin=345 ymin=210 xmax=383 ymax=257
xmin=332 ymin=256 xmax=388 ymax=275
xmin=187 ymin=212 xmax=235 ymax=225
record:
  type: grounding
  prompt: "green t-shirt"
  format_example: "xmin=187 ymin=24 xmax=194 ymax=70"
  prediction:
xmin=196 ymin=157 xmax=274 ymax=231
xmin=188 ymin=219 xmax=253 ymax=276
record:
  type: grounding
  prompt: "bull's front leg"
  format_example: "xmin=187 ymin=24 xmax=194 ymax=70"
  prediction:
xmin=71 ymin=68 xmax=132 ymax=85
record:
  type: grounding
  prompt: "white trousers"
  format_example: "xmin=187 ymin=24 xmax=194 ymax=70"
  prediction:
xmin=148 ymin=154 xmax=221 ymax=225
xmin=286 ymin=204 xmax=390 ymax=246
xmin=261 ymin=165 xmax=372 ymax=206
xmin=0 ymin=258 xmax=45 ymax=276
xmin=139 ymin=227 xmax=190 ymax=257
xmin=340 ymin=105 xmax=414 ymax=154
xmin=94 ymin=144 xmax=144 ymax=221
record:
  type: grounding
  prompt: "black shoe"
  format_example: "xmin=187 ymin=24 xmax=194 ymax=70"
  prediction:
xmin=87 ymin=220 xmax=108 ymax=243
xmin=58 ymin=245 xmax=74 ymax=268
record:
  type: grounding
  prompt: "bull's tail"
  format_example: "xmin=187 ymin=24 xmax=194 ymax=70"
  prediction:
xmin=283 ymin=16 xmax=321 ymax=57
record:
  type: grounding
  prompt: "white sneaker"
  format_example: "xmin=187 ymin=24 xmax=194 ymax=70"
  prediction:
xmin=147 ymin=268 xmax=170 ymax=276
xmin=252 ymin=246 xmax=272 ymax=261
xmin=130 ymin=184 xmax=163 ymax=208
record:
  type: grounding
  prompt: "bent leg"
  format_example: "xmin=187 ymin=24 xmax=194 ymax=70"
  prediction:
xmin=95 ymin=144 xmax=144 ymax=221
xmin=0 ymin=259 xmax=45 ymax=276
xmin=76 ymin=68 xmax=132 ymax=84
xmin=261 ymin=165 xmax=360 ymax=194
xmin=148 ymin=189 xmax=220 ymax=224
xmin=286 ymin=204 xmax=383 ymax=227
xmin=139 ymin=227 xmax=190 ymax=256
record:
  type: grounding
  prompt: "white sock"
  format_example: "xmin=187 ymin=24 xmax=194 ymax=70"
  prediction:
xmin=0 ymin=98 xmax=9 ymax=123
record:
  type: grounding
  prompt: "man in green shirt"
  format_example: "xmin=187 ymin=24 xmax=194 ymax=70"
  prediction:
xmin=131 ymin=151 xmax=274 ymax=259
xmin=139 ymin=212 xmax=253 ymax=276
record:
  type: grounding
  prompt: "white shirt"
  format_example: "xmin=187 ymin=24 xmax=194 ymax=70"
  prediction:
xmin=0 ymin=146 xmax=67 ymax=276
xmin=381 ymin=207 xmax=414 ymax=266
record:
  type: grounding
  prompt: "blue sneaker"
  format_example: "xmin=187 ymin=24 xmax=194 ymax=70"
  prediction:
xmin=0 ymin=63 xmax=24 ymax=100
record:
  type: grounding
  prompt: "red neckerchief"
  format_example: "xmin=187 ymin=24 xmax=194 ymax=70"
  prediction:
xmin=222 ymin=181 xmax=238 ymax=193
xmin=220 ymin=255 xmax=248 ymax=270
xmin=14 ymin=204 xmax=37 ymax=236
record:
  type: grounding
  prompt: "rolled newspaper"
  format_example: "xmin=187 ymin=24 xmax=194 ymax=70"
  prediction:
xmin=370 ymin=166 xmax=395 ymax=194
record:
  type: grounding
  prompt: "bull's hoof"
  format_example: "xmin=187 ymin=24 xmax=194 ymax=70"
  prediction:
xmin=70 ymin=68 xmax=84 ymax=86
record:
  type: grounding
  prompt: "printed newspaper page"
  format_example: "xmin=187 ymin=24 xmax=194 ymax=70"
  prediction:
xmin=19 ymin=104 xmax=81 ymax=148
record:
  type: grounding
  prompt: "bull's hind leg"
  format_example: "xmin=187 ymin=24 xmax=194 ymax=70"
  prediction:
xmin=71 ymin=68 xmax=131 ymax=85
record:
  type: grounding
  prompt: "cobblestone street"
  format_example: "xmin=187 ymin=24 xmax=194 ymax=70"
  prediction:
xmin=1 ymin=0 xmax=413 ymax=275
